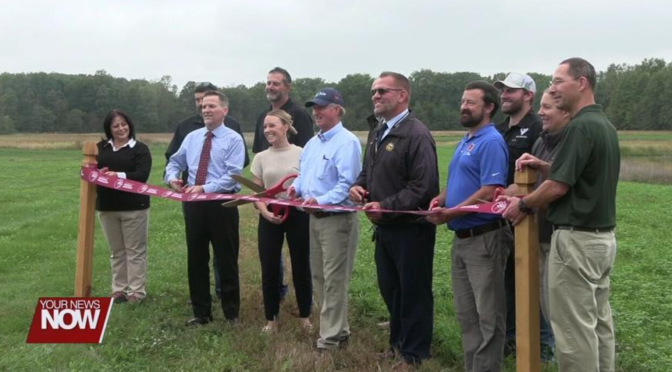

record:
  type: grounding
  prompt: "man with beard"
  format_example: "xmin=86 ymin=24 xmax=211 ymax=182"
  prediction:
xmin=494 ymin=73 xmax=542 ymax=186
xmin=493 ymin=73 xmax=550 ymax=359
xmin=252 ymin=67 xmax=314 ymax=152
xmin=426 ymin=81 xmax=511 ymax=372
xmin=501 ymin=58 xmax=620 ymax=372
xmin=165 ymin=82 xmax=248 ymax=302
xmin=252 ymin=67 xmax=314 ymax=302
xmin=350 ymin=72 xmax=439 ymax=369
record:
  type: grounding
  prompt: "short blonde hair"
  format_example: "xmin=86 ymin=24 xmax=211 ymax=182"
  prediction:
xmin=266 ymin=109 xmax=297 ymax=135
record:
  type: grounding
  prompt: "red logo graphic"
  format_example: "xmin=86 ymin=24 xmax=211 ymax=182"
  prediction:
xmin=467 ymin=143 xmax=475 ymax=152
xmin=114 ymin=179 xmax=125 ymax=189
xmin=138 ymin=185 xmax=149 ymax=193
xmin=26 ymin=297 xmax=113 ymax=344
xmin=88 ymin=171 xmax=99 ymax=182
xmin=491 ymin=201 xmax=508 ymax=214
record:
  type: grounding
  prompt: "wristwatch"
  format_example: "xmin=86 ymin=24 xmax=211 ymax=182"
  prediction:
xmin=518 ymin=198 xmax=533 ymax=214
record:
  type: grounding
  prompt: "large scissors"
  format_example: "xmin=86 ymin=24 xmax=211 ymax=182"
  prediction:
xmin=222 ymin=174 xmax=298 ymax=223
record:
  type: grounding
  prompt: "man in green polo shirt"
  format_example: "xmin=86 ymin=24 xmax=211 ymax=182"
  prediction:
xmin=500 ymin=57 xmax=620 ymax=372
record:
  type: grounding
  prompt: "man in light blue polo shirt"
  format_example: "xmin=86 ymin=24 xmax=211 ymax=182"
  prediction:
xmin=288 ymin=87 xmax=361 ymax=351
xmin=427 ymin=81 xmax=512 ymax=372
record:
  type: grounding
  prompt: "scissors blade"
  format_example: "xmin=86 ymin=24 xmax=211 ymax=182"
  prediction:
xmin=221 ymin=190 xmax=267 ymax=207
xmin=232 ymin=175 xmax=266 ymax=193
xmin=475 ymin=198 xmax=491 ymax=204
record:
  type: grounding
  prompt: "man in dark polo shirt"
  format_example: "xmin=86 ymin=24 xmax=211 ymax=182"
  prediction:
xmin=502 ymin=57 xmax=620 ymax=372
xmin=252 ymin=67 xmax=314 ymax=153
xmin=493 ymin=73 xmax=550 ymax=359
xmin=427 ymin=81 xmax=511 ymax=372
xmin=495 ymin=73 xmax=542 ymax=186
xmin=166 ymin=82 xmax=249 ymax=172
xmin=165 ymin=82 xmax=249 ymax=301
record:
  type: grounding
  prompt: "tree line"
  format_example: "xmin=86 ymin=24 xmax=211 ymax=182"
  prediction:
xmin=1 ymin=58 xmax=671 ymax=134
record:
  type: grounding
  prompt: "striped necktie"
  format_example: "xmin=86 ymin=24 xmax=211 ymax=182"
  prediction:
xmin=194 ymin=131 xmax=214 ymax=186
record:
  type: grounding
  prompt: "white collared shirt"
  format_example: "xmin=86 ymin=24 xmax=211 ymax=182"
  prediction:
xmin=105 ymin=138 xmax=137 ymax=179
xmin=381 ymin=109 xmax=409 ymax=142
xmin=107 ymin=138 xmax=137 ymax=152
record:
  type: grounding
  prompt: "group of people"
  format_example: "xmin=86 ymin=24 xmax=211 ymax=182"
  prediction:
xmin=94 ymin=58 xmax=620 ymax=372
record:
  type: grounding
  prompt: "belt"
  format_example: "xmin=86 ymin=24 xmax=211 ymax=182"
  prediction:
xmin=313 ymin=211 xmax=355 ymax=219
xmin=454 ymin=219 xmax=508 ymax=239
xmin=553 ymin=225 xmax=614 ymax=233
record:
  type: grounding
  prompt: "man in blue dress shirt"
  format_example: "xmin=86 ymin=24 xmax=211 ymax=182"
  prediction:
xmin=165 ymin=91 xmax=245 ymax=326
xmin=427 ymin=81 xmax=512 ymax=372
xmin=289 ymin=87 xmax=362 ymax=351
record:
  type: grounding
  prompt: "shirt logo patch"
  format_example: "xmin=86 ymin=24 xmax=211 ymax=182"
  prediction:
xmin=467 ymin=143 xmax=475 ymax=152
xmin=385 ymin=143 xmax=395 ymax=152
xmin=520 ymin=128 xmax=529 ymax=135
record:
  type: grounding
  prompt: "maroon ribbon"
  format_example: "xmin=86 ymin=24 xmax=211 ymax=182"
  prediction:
xmin=81 ymin=166 xmax=508 ymax=216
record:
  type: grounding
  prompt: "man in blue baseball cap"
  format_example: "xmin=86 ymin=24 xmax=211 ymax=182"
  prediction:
xmin=289 ymin=87 xmax=362 ymax=352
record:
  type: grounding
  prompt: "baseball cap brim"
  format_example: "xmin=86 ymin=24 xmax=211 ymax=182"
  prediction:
xmin=305 ymin=98 xmax=332 ymax=108
xmin=494 ymin=80 xmax=524 ymax=90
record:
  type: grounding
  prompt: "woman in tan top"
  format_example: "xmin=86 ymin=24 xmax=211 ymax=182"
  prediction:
xmin=251 ymin=109 xmax=312 ymax=333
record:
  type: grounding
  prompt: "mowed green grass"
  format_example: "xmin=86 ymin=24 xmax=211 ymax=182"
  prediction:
xmin=0 ymin=145 xmax=671 ymax=372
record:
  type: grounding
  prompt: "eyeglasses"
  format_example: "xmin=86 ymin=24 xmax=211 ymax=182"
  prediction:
xmin=371 ymin=88 xmax=403 ymax=96
xmin=549 ymin=77 xmax=580 ymax=86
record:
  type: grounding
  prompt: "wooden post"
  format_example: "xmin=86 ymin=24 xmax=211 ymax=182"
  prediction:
xmin=74 ymin=142 xmax=98 ymax=297
xmin=514 ymin=167 xmax=540 ymax=372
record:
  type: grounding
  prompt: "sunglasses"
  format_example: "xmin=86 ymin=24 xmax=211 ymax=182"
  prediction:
xmin=371 ymin=88 xmax=403 ymax=96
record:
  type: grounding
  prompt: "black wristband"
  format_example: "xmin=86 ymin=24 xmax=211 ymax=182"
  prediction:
xmin=518 ymin=198 xmax=533 ymax=214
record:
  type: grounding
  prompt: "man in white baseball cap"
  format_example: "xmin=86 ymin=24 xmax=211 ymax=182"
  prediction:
xmin=494 ymin=72 xmax=553 ymax=362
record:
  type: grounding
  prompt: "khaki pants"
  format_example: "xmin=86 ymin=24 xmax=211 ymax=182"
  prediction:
xmin=452 ymin=226 xmax=512 ymax=372
xmin=99 ymin=209 xmax=149 ymax=298
xmin=549 ymin=229 xmax=616 ymax=372
xmin=309 ymin=213 xmax=359 ymax=349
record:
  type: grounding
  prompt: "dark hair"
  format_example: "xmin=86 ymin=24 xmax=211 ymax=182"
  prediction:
xmin=464 ymin=81 xmax=501 ymax=118
xmin=560 ymin=57 xmax=597 ymax=90
xmin=203 ymin=90 xmax=229 ymax=108
xmin=194 ymin=82 xmax=218 ymax=93
xmin=103 ymin=110 xmax=135 ymax=141
xmin=379 ymin=71 xmax=412 ymax=96
xmin=268 ymin=67 xmax=292 ymax=85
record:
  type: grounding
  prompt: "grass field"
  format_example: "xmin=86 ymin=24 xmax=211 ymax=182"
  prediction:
xmin=0 ymin=135 xmax=671 ymax=372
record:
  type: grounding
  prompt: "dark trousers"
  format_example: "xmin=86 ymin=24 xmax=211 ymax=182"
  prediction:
xmin=182 ymin=203 xmax=222 ymax=299
xmin=375 ymin=223 xmax=436 ymax=364
xmin=183 ymin=201 xmax=240 ymax=320
xmin=258 ymin=208 xmax=312 ymax=321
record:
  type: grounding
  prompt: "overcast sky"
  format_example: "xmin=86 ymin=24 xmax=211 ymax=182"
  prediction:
xmin=2 ymin=0 xmax=671 ymax=90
